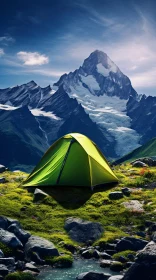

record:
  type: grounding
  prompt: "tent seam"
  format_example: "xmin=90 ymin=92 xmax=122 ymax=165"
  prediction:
xmin=88 ymin=155 xmax=92 ymax=187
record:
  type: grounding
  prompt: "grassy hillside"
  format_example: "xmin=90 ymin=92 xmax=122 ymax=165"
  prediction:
xmin=115 ymin=137 xmax=156 ymax=164
xmin=1 ymin=164 xmax=156 ymax=252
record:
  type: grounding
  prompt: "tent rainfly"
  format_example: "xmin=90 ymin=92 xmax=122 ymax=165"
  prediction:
xmin=23 ymin=133 xmax=118 ymax=188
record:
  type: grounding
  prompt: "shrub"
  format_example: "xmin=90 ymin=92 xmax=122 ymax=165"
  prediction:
xmin=0 ymin=242 xmax=13 ymax=257
xmin=112 ymin=250 xmax=136 ymax=261
xmin=5 ymin=272 xmax=35 ymax=280
xmin=45 ymin=255 xmax=73 ymax=268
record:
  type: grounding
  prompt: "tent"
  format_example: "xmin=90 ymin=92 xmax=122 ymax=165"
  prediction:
xmin=23 ymin=133 xmax=118 ymax=188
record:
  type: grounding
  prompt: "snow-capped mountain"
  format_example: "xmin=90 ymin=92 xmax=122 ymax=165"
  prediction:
xmin=0 ymin=50 xmax=156 ymax=171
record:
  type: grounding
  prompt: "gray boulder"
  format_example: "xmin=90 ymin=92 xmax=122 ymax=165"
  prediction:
xmin=116 ymin=237 xmax=148 ymax=252
xmin=131 ymin=161 xmax=147 ymax=167
xmin=76 ymin=271 xmax=110 ymax=280
xmin=0 ymin=264 xmax=8 ymax=276
xmin=65 ymin=217 xmax=103 ymax=243
xmin=0 ymin=258 xmax=15 ymax=267
xmin=64 ymin=217 xmax=104 ymax=243
xmin=109 ymin=192 xmax=123 ymax=200
xmin=123 ymin=241 xmax=156 ymax=280
xmin=137 ymin=241 xmax=156 ymax=261
xmin=0 ymin=165 xmax=6 ymax=174
xmin=6 ymin=218 xmax=21 ymax=228
xmin=99 ymin=252 xmax=112 ymax=259
xmin=7 ymin=223 xmax=31 ymax=244
xmin=109 ymin=276 xmax=123 ymax=280
xmin=25 ymin=263 xmax=40 ymax=273
xmin=0 ymin=229 xmax=23 ymax=248
xmin=25 ymin=235 xmax=59 ymax=259
xmin=0 ymin=216 xmax=8 ymax=230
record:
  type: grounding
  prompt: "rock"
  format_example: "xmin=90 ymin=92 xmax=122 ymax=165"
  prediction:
xmin=144 ymin=182 xmax=156 ymax=189
xmin=33 ymin=188 xmax=48 ymax=202
xmin=7 ymin=224 xmax=31 ymax=244
xmin=148 ymin=223 xmax=156 ymax=233
xmin=131 ymin=161 xmax=147 ymax=167
xmin=0 ymin=250 xmax=4 ymax=258
xmin=133 ymin=158 xmax=156 ymax=167
xmin=0 ymin=177 xmax=6 ymax=183
xmin=145 ymin=220 xmax=155 ymax=227
xmin=127 ymin=254 xmax=135 ymax=261
xmin=0 ymin=258 xmax=15 ymax=267
xmin=123 ymin=241 xmax=156 ymax=280
xmin=0 ymin=165 xmax=6 ymax=174
xmin=99 ymin=252 xmax=112 ymax=259
xmin=0 ymin=229 xmax=23 ymax=249
xmin=105 ymin=250 xmax=116 ymax=256
xmin=16 ymin=260 xmax=25 ymax=270
xmin=108 ymin=276 xmax=123 ymax=280
xmin=81 ymin=250 xmax=93 ymax=259
xmin=137 ymin=241 xmax=156 ymax=261
xmin=63 ymin=243 xmax=77 ymax=254
xmin=109 ymin=192 xmax=123 ymax=200
xmin=0 ymin=216 xmax=8 ymax=230
xmin=6 ymin=218 xmax=21 ymax=228
xmin=23 ymin=269 xmax=39 ymax=276
xmin=25 ymin=263 xmax=40 ymax=273
xmin=116 ymin=237 xmax=148 ymax=252
xmin=136 ymin=231 xmax=146 ymax=238
xmin=126 ymin=261 xmax=134 ymax=268
xmin=30 ymin=251 xmax=45 ymax=265
xmin=121 ymin=188 xmax=131 ymax=196
xmin=122 ymin=200 xmax=144 ymax=213
xmin=110 ymin=261 xmax=124 ymax=272
xmin=64 ymin=217 xmax=103 ymax=243
xmin=123 ymin=261 xmax=156 ymax=280
xmin=25 ymin=235 xmax=59 ymax=260
xmin=0 ymin=258 xmax=15 ymax=272
xmin=76 ymin=271 xmax=110 ymax=280
xmin=118 ymin=256 xmax=127 ymax=263
xmin=92 ymin=249 xmax=100 ymax=259
xmin=100 ymin=260 xmax=113 ymax=268
xmin=0 ymin=264 xmax=8 ymax=276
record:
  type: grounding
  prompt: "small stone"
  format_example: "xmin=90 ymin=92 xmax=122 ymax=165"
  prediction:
xmin=0 ymin=165 xmax=6 ymax=174
xmin=109 ymin=192 xmax=123 ymax=200
xmin=0 ymin=177 xmax=6 ymax=183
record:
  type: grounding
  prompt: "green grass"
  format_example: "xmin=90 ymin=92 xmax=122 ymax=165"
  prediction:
xmin=1 ymin=165 xmax=156 ymax=250
xmin=112 ymin=250 xmax=136 ymax=261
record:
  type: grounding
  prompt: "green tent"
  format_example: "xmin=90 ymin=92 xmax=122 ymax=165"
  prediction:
xmin=23 ymin=133 xmax=118 ymax=188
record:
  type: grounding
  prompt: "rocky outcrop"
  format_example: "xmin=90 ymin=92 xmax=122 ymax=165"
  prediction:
xmin=0 ymin=229 xmax=23 ymax=249
xmin=65 ymin=217 xmax=104 ymax=243
xmin=25 ymin=235 xmax=59 ymax=259
xmin=116 ymin=237 xmax=148 ymax=252
xmin=123 ymin=241 xmax=156 ymax=280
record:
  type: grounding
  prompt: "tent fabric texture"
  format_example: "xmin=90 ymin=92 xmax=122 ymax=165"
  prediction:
xmin=23 ymin=133 xmax=118 ymax=188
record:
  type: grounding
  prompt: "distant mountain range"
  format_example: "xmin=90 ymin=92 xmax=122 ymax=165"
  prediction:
xmin=0 ymin=50 xmax=156 ymax=171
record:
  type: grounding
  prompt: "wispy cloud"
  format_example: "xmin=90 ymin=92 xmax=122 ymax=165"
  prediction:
xmin=0 ymin=36 xmax=15 ymax=44
xmin=20 ymin=68 xmax=66 ymax=77
xmin=0 ymin=48 xmax=4 ymax=56
xmin=17 ymin=51 xmax=49 ymax=66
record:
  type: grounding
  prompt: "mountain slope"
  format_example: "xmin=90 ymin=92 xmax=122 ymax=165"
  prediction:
xmin=115 ymin=138 xmax=156 ymax=164
xmin=127 ymin=95 xmax=156 ymax=144
xmin=0 ymin=106 xmax=49 ymax=171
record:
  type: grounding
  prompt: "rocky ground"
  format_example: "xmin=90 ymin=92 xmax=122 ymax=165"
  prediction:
xmin=0 ymin=159 xmax=156 ymax=280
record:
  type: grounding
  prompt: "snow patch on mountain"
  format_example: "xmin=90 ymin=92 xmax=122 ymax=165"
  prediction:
xmin=97 ymin=63 xmax=110 ymax=77
xmin=0 ymin=104 xmax=20 ymax=111
xmin=67 ymin=84 xmax=141 ymax=156
xmin=80 ymin=75 xmax=100 ymax=92
xmin=31 ymin=108 xmax=61 ymax=120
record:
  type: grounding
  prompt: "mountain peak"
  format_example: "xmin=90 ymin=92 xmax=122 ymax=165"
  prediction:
xmin=25 ymin=80 xmax=37 ymax=87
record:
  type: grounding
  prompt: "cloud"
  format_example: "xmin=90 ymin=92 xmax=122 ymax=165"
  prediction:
xmin=17 ymin=51 xmax=49 ymax=66
xmin=0 ymin=48 xmax=4 ymax=56
xmin=0 ymin=36 xmax=15 ymax=44
xmin=21 ymin=68 xmax=66 ymax=77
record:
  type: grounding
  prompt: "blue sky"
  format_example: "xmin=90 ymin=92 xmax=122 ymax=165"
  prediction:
xmin=0 ymin=0 xmax=156 ymax=95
